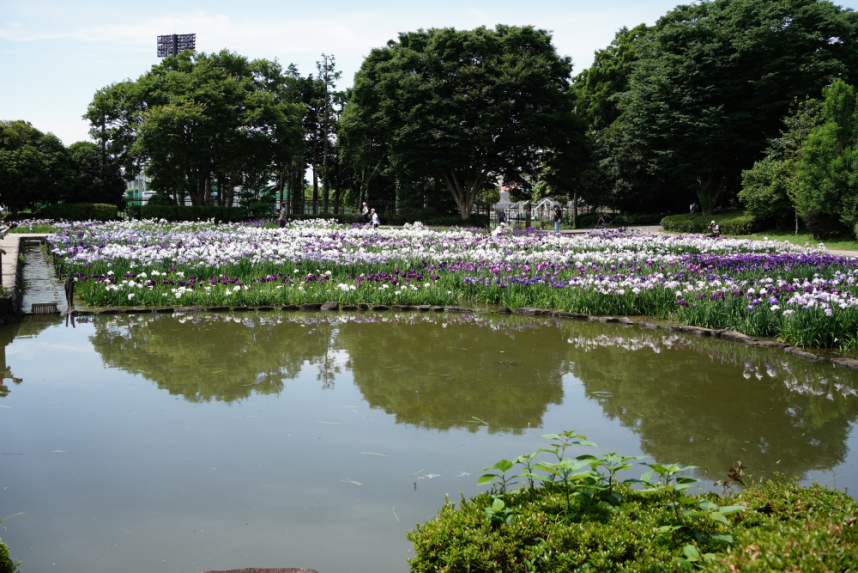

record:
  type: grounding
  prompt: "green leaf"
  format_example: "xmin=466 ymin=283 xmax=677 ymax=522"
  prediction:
xmin=639 ymin=470 xmax=654 ymax=483
xmin=493 ymin=459 xmax=514 ymax=472
xmin=710 ymin=533 xmax=734 ymax=544
xmin=717 ymin=506 xmax=746 ymax=515
xmin=708 ymin=512 xmax=729 ymax=525
xmin=683 ymin=545 xmax=701 ymax=560
xmin=492 ymin=499 xmax=505 ymax=511
xmin=477 ymin=474 xmax=498 ymax=485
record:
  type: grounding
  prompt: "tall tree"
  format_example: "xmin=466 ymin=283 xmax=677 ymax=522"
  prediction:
xmin=571 ymin=24 xmax=648 ymax=131
xmin=794 ymin=80 xmax=858 ymax=236
xmin=620 ymin=0 xmax=858 ymax=214
xmin=0 ymin=121 xmax=70 ymax=218
xmin=85 ymin=50 xmax=304 ymax=206
xmin=341 ymin=25 xmax=579 ymax=219
xmin=63 ymin=141 xmax=126 ymax=205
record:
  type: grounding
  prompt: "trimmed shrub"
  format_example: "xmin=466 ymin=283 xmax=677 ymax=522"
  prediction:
xmin=408 ymin=472 xmax=855 ymax=573
xmin=564 ymin=213 xmax=664 ymax=228
xmin=146 ymin=194 xmax=177 ymax=206
xmin=285 ymin=212 xmax=489 ymax=227
xmin=140 ymin=205 xmax=246 ymax=223
xmin=248 ymin=202 xmax=275 ymax=220
xmin=661 ymin=211 xmax=762 ymax=235
xmin=615 ymin=213 xmax=666 ymax=226
xmin=36 ymin=203 xmax=118 ymax=222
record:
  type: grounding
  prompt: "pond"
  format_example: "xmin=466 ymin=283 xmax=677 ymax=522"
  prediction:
xmin=1 ymin=310 xmax=857 ymax=572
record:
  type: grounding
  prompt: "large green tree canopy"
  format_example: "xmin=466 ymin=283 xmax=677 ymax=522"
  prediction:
xmin=0 ymin=121 xmax=70 ymax=217
xmin=619 ymin=0 xmax=858 ymax=214
xmin=86 ymin=50 xmax=304 ymax=206
xmin=63 ymin=141 xmax=126 ymax=206
xmin=341 ymin=25 xmax=581 ymax=218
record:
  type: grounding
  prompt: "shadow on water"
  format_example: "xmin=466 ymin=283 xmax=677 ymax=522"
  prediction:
xmin=68 ymin=310 xmax=858 ymax=483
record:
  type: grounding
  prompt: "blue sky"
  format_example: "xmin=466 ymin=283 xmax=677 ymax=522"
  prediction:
xmin=3 ymin=0 xmax=858 ymax=146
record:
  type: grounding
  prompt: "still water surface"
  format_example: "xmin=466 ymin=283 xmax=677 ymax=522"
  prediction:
xmin=1 ymin=311 xmax=857 ymax=572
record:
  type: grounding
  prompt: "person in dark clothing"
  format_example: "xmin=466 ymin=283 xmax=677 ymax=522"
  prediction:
xmin=552 ymin=205 xmax=562 ymax=235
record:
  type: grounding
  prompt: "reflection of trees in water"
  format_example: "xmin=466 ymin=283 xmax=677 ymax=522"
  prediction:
xmin=88 ymin=313 xmax=338 ymax=403
xmin=82 ymin=310 xmax=858 ymax=479
xmin=0 ymin=320 xmax=23 ymax=398
xmin=557 ymin=320 xmax=858 ymax=482
xmin=336 ymin=313 xmax=566 ymax=434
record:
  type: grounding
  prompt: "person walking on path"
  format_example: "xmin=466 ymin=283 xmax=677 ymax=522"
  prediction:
xmin=371 ymin=209 xmax=380 ymax=229
xmin=362 ymin=202 xmax=369 ymax=222
xmin=552 ymin=205 xmax=562 ymax=235
xmin=278 ymin=203 xmax=287 ymax=228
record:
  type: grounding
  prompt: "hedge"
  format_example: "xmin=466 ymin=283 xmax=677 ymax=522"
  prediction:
xmin=139 ymin=205 xmax=247 ymax=223
xmin=560 ymin=213 xmax=665 ymax=228
xmin=35 ymin=203 xmax=118 ymax=222
xmin=661 ymin=211 xmax=762 ymax=235
xmin=407 ymin=452 xmax=856 ymax=573
xmin=286 ymin=213 xmax=490 ymax=227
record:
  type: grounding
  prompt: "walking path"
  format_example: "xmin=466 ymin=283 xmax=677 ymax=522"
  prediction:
xmin=0 ymin=233 xmax=64 ymax=313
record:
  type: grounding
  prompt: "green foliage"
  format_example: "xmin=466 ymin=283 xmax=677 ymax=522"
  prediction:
xmin=661 ymin=212 xmax=761 ymax=235
xmin=86 ymin=50 xmax=304 ymax=207
xmin=0 ymin=120 xmax=71 ymax=217
xmin=794 ymin=79 xmax=858 ymax=237
xmin=36 ymin=203 xmax=118 ymax=222
xmin=738 ymin=156 xmax=794 ymax=227
xmin=572 ymin=24 xmax=649 ymax=131
xmin=701 ymin=482 xmax=857 ymax=573
xmin=0 ymin=538 xmax=18 ymax=573
xmin=341 ymin=25 xmax=579 ymax=218
xmin=407 ymin=432 xmax=856 ymax=573
xmin=64 ymin=141 xmax=126 ymax=206
xmin=247 ymin=201 xmax=274 ymax=219
xmin=619 ymin=0 xmax=858 ymax=214
xmin=140 ymin=205 xmax=246 ymax=223
xmin=146 ymin=193 xmax=177 ymax=206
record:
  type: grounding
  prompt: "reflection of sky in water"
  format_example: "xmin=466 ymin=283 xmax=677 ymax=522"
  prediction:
xmin=1 ymin=312 xmax=857 ymax=573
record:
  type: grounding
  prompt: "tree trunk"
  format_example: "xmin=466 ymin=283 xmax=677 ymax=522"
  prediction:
xmin=440 ymin=169 xmax=486 ymax=220
xmin=697 ymin=172 xmax=725 ymax=216
xmin=334 ymin=159 xmax=341 ymax=215
xmin=312 ymin=139 xmax=318 ymax=215
xmin=573 ymin=191 xmax=578 ymax=229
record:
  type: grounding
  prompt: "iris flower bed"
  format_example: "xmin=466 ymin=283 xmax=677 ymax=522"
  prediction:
xmin=48 ymin=219 xmax=858 ymax=349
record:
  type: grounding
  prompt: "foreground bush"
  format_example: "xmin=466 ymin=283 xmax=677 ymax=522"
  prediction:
xmin=0 ymin=539 xmax=17 ymax=573
xmin=661 ymin=212 xmax=761 ymax=235
xmin=407 ymin=432 xmax=856 ymax=573
xmin=35 ymin=203 xmax=117 ymax=222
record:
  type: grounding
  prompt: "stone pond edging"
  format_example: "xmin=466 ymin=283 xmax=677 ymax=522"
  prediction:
xmin=66 ymin=301 xmax=858 ymax=372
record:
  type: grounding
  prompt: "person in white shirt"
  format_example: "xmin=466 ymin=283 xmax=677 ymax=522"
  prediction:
xmin=491 ymin=222 xmax=506 ymax=236
xmin=362 ymin=202 xmax=369 ymax=222
xmin=707 ymin=220 xmax=720 ymax=237
xmin=371 ymin=209 xmax=379 ymax=229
